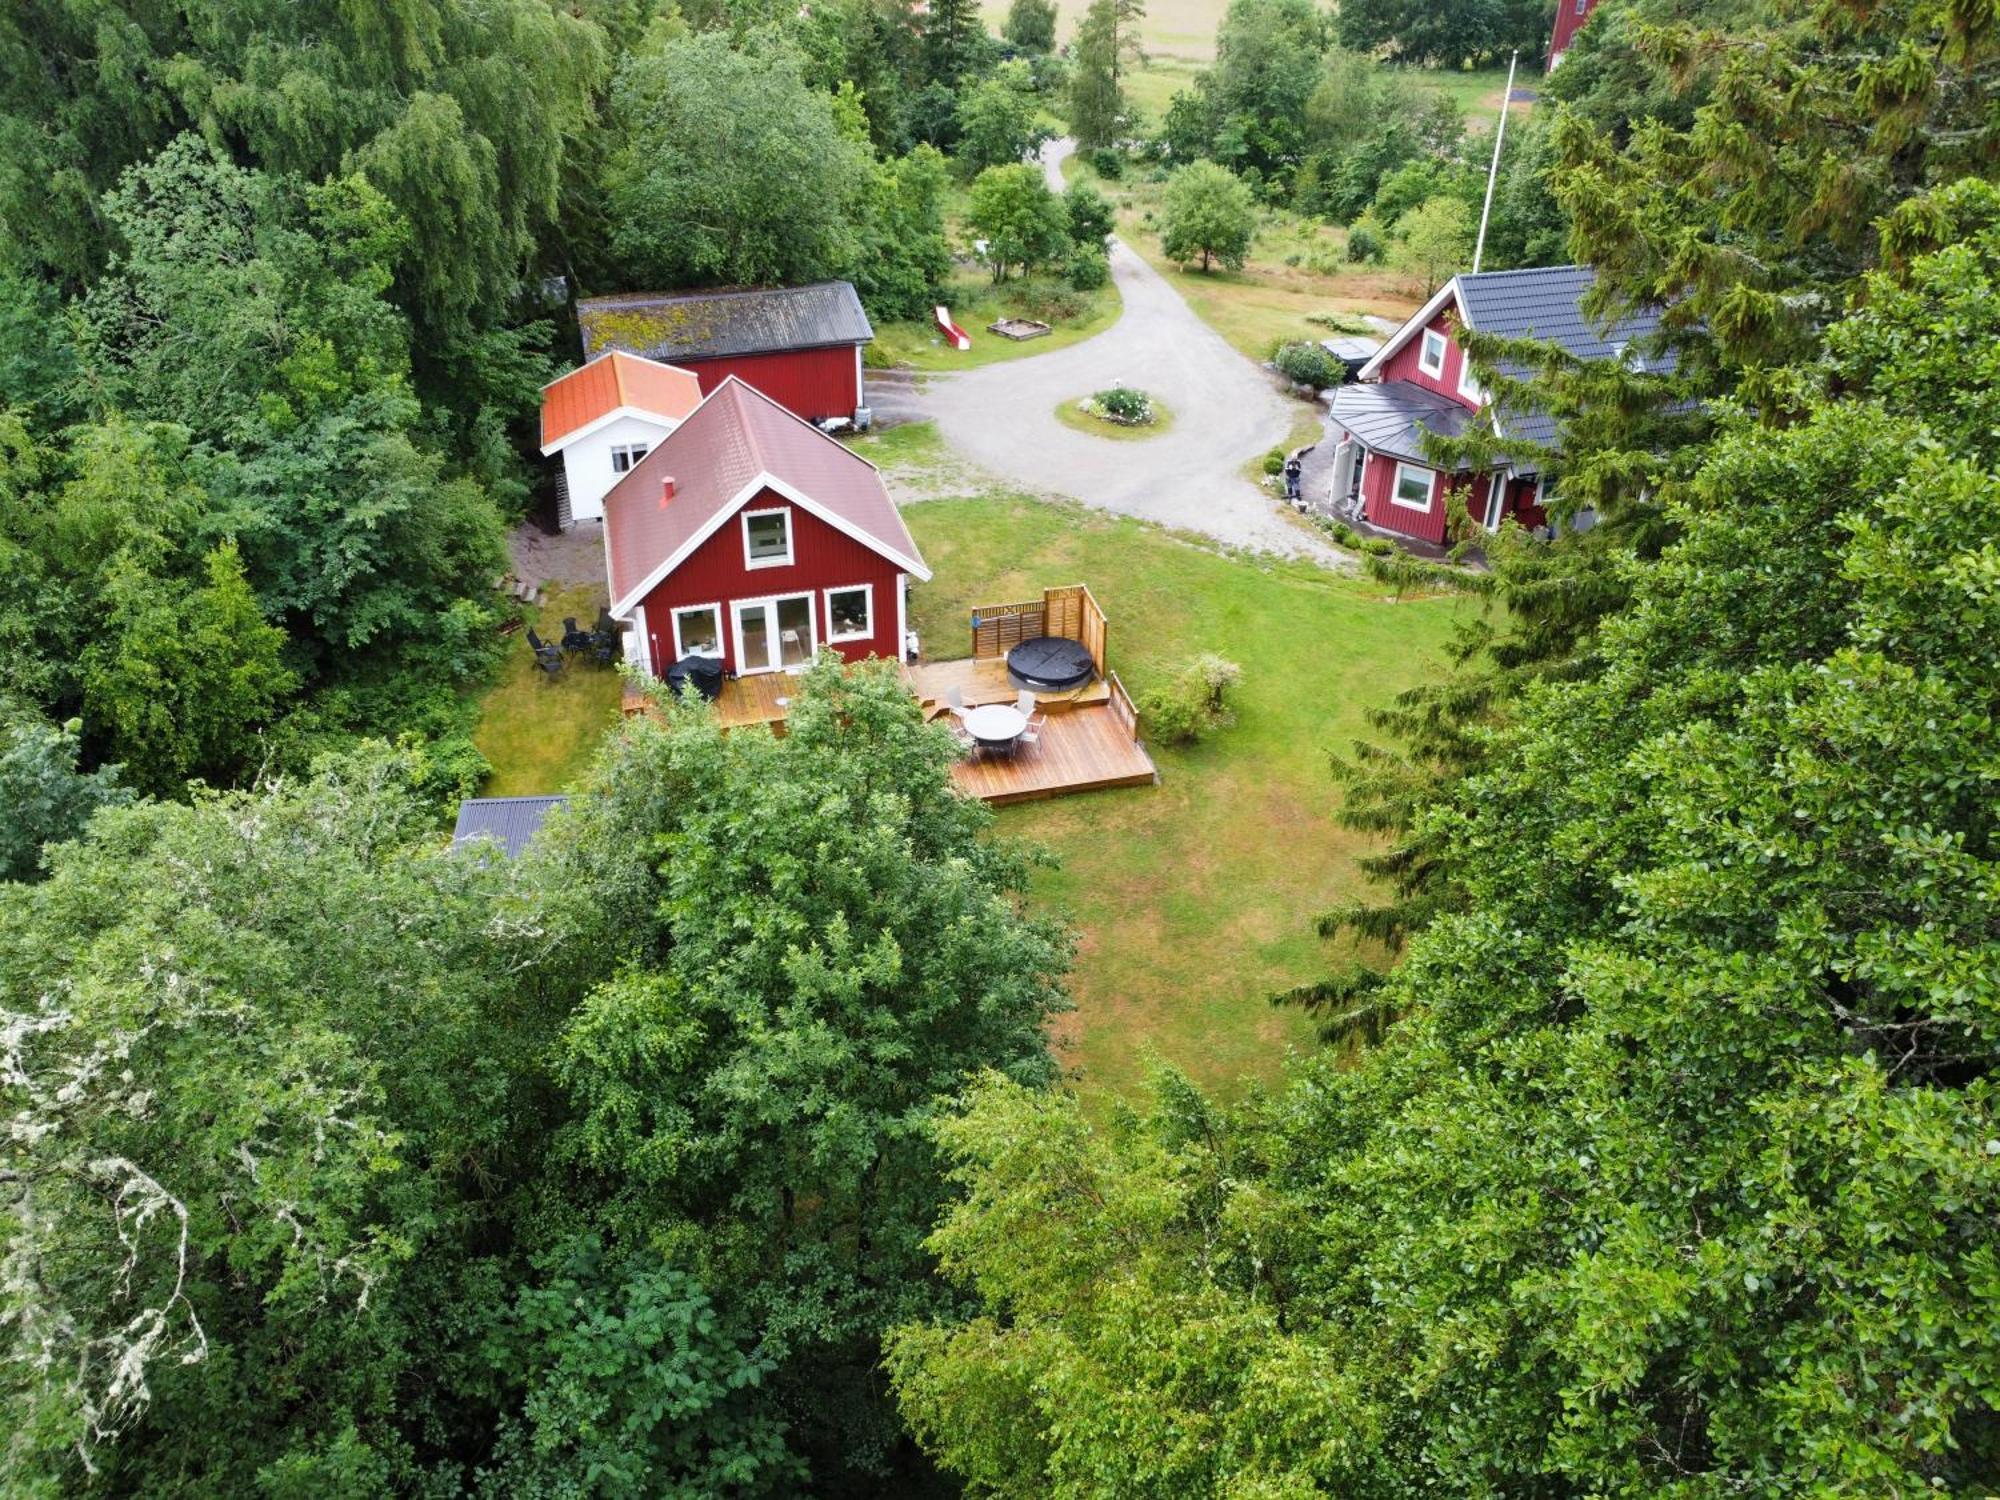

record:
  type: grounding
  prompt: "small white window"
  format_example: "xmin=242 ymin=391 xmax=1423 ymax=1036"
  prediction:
xmin=825 ymin=584 xmax=874 ymax=643
xmin=742 ymin=509 xmax=793 ymax=568
xmin=610 ymin=443 xmax=649 ymax=473
xmin=1392 ymin=462 xmax=1434 ymax=512
xmin=1575 ymin=0 xmax=1587 ymax=14
xmin=672 ymin=603 xmax=722 ymax=658
xmin=1457 ymin=358 xmax=1483 ymax=403
xmin=1418 ymin=329 xmax=1449 ymax=378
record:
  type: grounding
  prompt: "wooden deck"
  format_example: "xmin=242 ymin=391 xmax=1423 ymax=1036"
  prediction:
xmin=903 ymin=657 xmax=1110 ymax=716
xmin=947 ymin=699 xmax=1158 ymax=805
xmin=622 ymin=656 xmax=1159 ymax=806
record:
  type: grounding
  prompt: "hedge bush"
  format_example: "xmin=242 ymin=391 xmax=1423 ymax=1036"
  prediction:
xmin=1138 ymin=653 xmax=1242 ymax=744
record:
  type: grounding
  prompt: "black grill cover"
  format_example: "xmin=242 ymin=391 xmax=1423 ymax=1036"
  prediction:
xmin=666 ymin=654 xmax=725 ymax=701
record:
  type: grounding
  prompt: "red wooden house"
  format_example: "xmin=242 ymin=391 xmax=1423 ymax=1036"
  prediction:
xmin=578 ymin=282 xmax=873 ymax=427
xmin=1548 ymin=0 xmax=1599 ymax=68
xmin=602 ymin=376 xmax=928 ymax=682
xmin=1326 ymin=264 xmax=1663 ymax=545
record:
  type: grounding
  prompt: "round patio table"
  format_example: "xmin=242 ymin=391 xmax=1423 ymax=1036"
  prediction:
xmin=1007 ymin=635 xmax=1095 ymax=693
xmin=961 ymin=703 xmax=1028 ymax=752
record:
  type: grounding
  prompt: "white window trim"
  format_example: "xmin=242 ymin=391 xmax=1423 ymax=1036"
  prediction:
xmin=1418 ymin=329 xmax=1449 ymax=379
xmin=1457 ymin=356 xmax=1483 ymax=404
xmin=823 ymin=583 xmax=874 ymax=644
xmin=610 ymin=442 xmax=650 ymax=474
xmin=732 ymin=591 xmax=817 ymax=675
xmin=670 ymin=601 xmax=723 ymax=660
xmin=741 ymin=507 xmax=794 ymax=570
xmin=1391 ymin=462 xmax=1435 ymax=512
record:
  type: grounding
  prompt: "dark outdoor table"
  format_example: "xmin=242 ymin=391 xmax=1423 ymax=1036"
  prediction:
xmin=1006 ymin=635 xmax=1094 ymax=692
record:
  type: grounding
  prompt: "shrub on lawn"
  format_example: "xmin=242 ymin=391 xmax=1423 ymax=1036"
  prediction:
xmin=1089 ymin=147 xmax=1125 ymax=180
xmin=1262 ymin=448 xmax=1287 ymax=475
xmin=1017 ymin=281 xmax=1088 ymax=322
xmin=1272 ymin=341 xmax=1341 ymax=390
xmin=1093 ymin=386 xmax=1154 ymax=424
xmin=1139 ymin=653 xmax=1243 ymax=744
xmin=1347 ymin=225 xmax=1384 ymax=263
xmin=1067 ymin=245 xmax=1110 ymax=290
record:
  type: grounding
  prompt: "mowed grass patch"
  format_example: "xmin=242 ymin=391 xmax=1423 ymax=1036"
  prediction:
xmin=903 ymin=493 xmax=1474 ymax=1103
xmin=472 ymin=582 xmax=626 ymax=797
xmin=870 ymin=271 xmax=1119 ymax=371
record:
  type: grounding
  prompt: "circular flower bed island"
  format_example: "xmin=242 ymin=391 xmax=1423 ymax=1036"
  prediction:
xmin=1056 ymin=385 xmax=1174 ymax=441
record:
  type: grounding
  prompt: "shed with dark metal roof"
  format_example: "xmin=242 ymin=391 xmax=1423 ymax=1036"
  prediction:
xmin=452 ymin=796 xmax=568 ymax=858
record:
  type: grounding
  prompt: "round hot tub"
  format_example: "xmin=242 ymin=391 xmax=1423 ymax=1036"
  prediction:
xmin=1007 ymin=635 xmax=1095 ymax=693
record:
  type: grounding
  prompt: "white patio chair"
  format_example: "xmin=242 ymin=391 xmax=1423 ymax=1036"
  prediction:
xmin=1015 ymin=689 xmax=1037 ymax=717
xmin=945 ymin=685 xmax=969 ymax=716
xmin=1018 ymin=712 xmax=1047 ymax=752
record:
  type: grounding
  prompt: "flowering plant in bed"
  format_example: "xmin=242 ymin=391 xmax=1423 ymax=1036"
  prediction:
xmin=1089 ymin=386 xmax=1155 ymax=425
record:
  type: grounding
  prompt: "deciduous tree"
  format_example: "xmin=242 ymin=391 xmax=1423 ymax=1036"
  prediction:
xmin=1159 ymin=160 xmax=1256 ymax=271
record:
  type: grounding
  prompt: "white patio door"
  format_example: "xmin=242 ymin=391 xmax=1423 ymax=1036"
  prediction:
xmin=733 ymin=594 xmax=816 ymax=674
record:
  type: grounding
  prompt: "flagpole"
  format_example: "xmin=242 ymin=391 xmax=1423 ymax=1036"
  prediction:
xmin=1473 ymin=50 xmax=1518 ymax=273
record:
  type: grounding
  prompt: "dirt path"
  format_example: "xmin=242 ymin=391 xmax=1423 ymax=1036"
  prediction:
xmin=907 ymin=140 xmax=1352 ymax=569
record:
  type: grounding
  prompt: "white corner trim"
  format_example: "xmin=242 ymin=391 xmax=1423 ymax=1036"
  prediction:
xmin=1390 ymin=461 xmax=1436 ymax=512
xmin=1356 ymin=280 xmax=1470 ymax=383
xmin=823 ymin=582 xmax=875 ymax=643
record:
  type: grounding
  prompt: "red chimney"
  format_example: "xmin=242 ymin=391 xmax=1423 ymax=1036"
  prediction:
xmin=660 ymin=475 xmax=677 ymax=507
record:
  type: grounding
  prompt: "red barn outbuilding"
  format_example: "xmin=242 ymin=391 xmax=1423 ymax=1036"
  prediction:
xmin=578 ymin=282 xmax=873 ymax=427
xmin=1548 ymin=0 xmax=1599 ymax=68
xmin=602 ymin=377 xmax=928 ymax=683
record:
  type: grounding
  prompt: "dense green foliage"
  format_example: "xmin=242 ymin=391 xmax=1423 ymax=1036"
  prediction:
xmin=889 ymin=216 xmax=2000 ymax=1494
xmin=1160 ymin=160 xmax=1257 ymax=271
xmin=1 ymin=661 xmax=1069 ymax=1493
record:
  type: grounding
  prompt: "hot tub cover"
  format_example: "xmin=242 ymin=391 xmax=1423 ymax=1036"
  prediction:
xmin=1007 ymin=635 xmax=1095 ymax=692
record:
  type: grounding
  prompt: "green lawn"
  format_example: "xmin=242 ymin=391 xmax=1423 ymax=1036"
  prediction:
xmin=870 ymin=270 xmax=1120 ymax=371
xmin=472 ymin=582 xmax=625 ymax=796
xmin=902 ymin=494 xmax=1474 ymax=1102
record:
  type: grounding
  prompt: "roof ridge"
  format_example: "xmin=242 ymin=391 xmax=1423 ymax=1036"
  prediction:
xmin=1460 ymin=263 xmax=1588 ymax=282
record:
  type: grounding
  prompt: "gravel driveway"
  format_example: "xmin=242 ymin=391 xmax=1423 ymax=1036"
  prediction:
xmin=909 ymin=140 xmax=1351 ymax=569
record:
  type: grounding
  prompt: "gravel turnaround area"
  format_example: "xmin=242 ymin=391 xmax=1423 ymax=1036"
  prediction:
xmin=909 ymin=141 xmax=1352 ymax=569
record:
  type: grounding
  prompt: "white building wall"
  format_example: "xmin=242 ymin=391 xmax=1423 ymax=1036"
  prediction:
xmin=558 ymin=413 xmax=677 ymax=524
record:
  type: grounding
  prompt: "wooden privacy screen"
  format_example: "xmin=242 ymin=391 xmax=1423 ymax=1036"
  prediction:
xmin=970 ymin=584 xmax=1108 ymax=677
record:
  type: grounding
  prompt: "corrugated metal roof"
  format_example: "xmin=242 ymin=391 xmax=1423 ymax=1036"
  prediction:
xmin=541 ymin=351 xmax=703 ymax=449
xmin=1328 ymin=380 xmax=1476 ymax=465
xmin=579 ymin=282 xmax=874 ymax=363
xmin=603 ymin=377 xmax=926 ymax=610
xmin=452 ymin=796 xmax=568 ymax=858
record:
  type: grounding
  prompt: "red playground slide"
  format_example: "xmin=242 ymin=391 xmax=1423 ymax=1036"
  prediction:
xmin=933 ymin=305 xmax=972 ymax=351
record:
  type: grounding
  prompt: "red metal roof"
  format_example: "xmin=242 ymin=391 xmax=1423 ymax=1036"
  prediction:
xmin=603 ymin=378 xmax=927 ymax=609
xmin=540 ymin=351 xmax=703 ymax=449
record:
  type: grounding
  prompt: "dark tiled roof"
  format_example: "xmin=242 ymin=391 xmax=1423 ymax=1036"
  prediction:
xmin=1455 ymin=266 xmax=1674 ymax=450
xmin=452 ymin=796 xmax=568 ymax=858
xmin=1328 ymin=380 xmax=1477 ymax=466
xmin=579 ymin=282 xmax=873 ymax=363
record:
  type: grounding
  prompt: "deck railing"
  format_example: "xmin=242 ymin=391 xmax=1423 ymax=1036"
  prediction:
xmin=1106 ymin=670 xmax=1140 ymax=742
xmin=970 ymin=584 xmax=1108 ymax=678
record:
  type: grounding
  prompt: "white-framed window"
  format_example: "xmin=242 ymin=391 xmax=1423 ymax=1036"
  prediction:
xmin=1457 ymin=356 xmax=1483 ymax=403
xmin=671 ymin=602 xmax=722 ymax=659
xmin=742 ymin=508 xmax=793 ymax=568
xmin=1575 ymin=0 xmax=1587 ymax=14
xmin=1418 ymin=328 xmax=1449 ymax=378
xmin=1391 ymin=462 xmax=1435 ymax=512
xmin=824 ymin=584 xmax=874 ymax=643
xmin=610 ymin=443 xmax=649 ymax=473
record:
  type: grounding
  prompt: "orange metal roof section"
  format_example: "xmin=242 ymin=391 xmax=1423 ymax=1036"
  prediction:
xmin=541 ymin=351 xmax=703 ymax=449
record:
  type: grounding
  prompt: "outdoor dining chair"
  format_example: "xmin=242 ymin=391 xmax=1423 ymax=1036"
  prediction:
xmin=1015 ymin=689 xmax=1037 ymax=717
xmin=525 ymin=627 xmax=564 ymax=676
xmin=944 ymin=685 xmax=969 ymax=716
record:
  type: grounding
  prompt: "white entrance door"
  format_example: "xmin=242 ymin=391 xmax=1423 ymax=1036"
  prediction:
xmin=733 ymin=594 xmax=816 ymax=674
